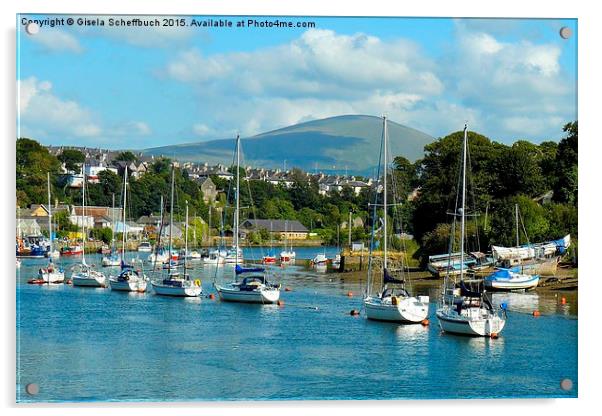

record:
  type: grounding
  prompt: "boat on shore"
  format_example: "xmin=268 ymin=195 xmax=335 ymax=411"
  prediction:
xmin=427 ymin=251 xmax=493 ymax=278
xmin=483 ymin=268 xmax=540 ymax=291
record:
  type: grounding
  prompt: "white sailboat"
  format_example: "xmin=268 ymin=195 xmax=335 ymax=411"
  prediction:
xmin=436 ymin=125 xmax=507 ymax=337
xmin=71 ymin=165 xmax=107 ymax=288
xmin=363 ymin=116 xmax=429 ymax=323
xmin=101 ymin=193 xmax=121 ymax=267
xmin=215 ymin=134 xmax=281 ymax=303
xmin=109 ymin=167 xmax=148 ymax=292
xmin=279 ymin=220 xmax=296 ymax=263
xmin=152 ymin=167 xmax=202 ymax=297
xmin=37 ymin=173 xmax=65 ymax=284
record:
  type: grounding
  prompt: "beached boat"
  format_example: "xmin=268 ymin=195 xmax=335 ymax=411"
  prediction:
xmin=436 ymin=124 xmax=506 ymax=337
xmin=363 ymin=116 xmax=429 ymax=324
xmin=151 ymin=168 xmax=202 ymax=297
xmin=483 ymin=268 xmax=540 ymax=291
xmin=214 ymin=134 xmax=280 ymax=303
xmin=109 ymin=167 xmax=148 ymax=293
xmin=427 ymin=251 xmax=493 ymax=277
xmin=71 ymin=165 xmax=107 ymax=288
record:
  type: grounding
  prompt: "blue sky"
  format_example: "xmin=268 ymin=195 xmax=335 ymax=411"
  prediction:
xmin=17 ymin=14 xmax=577 ymax=149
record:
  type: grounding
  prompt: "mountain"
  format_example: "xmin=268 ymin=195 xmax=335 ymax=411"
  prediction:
xmin=142 ymin=115 xmax=434 ymax=174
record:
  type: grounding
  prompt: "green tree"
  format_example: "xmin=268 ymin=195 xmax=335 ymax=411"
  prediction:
xmin=16 ymin=138 xmax=62 ymax=206
xmin=553 ymin=121 xmax=578 ymax=204
xmin=58 ymin=149 xmax=85 ymax=172
xmin=114 ymin=151 xmax=139 ymax=163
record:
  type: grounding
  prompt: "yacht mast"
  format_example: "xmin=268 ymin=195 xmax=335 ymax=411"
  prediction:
xmin=515 ymin=203 xmax=520 ymax=247
xmin=383 ymin=115 xmax=388 ymax=270
xmin=81 ymin=165 xmax=86 ymax=265
xmin=121 ymin=167 xmax=128 ymax=264
xmin=234 ymin=134 xmax=240 ymax=273
xmin=184 ymin=200 xmax=189 ymax=278
xmin=169 ymin=165 xmax=175 ymax=274
xmin=47 ymin=173 xmax=52 ymax=254
xmin=460 ymin=125 xmax=468 ymax=281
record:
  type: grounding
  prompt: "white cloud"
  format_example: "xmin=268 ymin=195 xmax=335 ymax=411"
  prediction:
xmin=29 ymin=28 xmax=83 ymax=53
xmin=18 ymin=77 xmax=101 ymax=138
xmin=18 ymin=77 xmax=152 ymax=144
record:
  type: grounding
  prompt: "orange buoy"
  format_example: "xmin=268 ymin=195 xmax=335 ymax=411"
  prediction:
xmin=347 ymin=291 xmax=353 ymax=297
xmin=285 ymin=287 xmax=292 ymax=292
xmin=421 ymin=319 xmax=429 ymax=326
xmin=277 ymin=300 xmax=285 ymax=307
xmin=350 ymin=309 xmax=360 ymax=316
xmin=209 ymin=293 xmax=215 ymax=300
xmin=533 ymin=310 xmax=541 ymax=317
xmin=66 ymin=279 xmax=72 ymax=285
xmin=561 ymin=297 xmax=567 ymax=305
xmin=490 ymin=332 xmax=499 ymax=339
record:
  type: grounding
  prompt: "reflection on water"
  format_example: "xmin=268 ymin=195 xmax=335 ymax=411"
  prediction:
xmin=16 ymin=253 xmax=577 ymax=402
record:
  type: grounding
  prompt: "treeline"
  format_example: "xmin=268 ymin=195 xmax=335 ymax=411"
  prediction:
xmin=16 ymin=121 xmax=577 ymax=260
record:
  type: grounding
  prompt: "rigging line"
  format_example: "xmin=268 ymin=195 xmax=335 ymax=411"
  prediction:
xmin=518 ymin=207 xmax=531 ymax=246
xmin=445 ymin=131 xmax=464 ymax=285
xmin=387 ymin=142 xmax=408 ymax=286
xmin=465 ymin=138 xmax=481 ymax=253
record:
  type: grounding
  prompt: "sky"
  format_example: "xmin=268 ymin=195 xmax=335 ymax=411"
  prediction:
xmin=16 ymin=14 xmax=577 ymax=149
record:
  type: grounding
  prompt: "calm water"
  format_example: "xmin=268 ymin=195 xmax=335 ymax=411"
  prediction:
xmin=16 ymin=250 xmax=577 ymax=402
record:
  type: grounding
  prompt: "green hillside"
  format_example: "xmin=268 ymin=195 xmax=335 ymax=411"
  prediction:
xmin=142 ymin=115 xmax=434 ymax=173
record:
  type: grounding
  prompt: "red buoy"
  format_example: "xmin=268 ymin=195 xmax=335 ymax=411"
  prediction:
xmin=533 ymin=310 xmax=541 ymax=317
xmin=209 ymin=293 xmax=215 ymax=300
xmin=347 ymin=291 xmax=353 ymax=297
xmin=421 ymin=319 xmax=429 ymax=326
xmin=277 ymin=300 xmax=285 ymax=307
xmin=285 ymin=287 xmax=292 ymax=292
xmin=561 ymin=297 xmax=567 ymax=305
xmin=350 ymin=309 xmax=360 ymax=316
xmin=490 ymin=332 xmax=499 ymax=339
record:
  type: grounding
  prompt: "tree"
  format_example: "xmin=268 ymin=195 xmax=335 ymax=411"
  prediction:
xmin=58 ymin=149 xmax=85 ymax=173
xmin=16 ymin=138 xmax=62 ymax=206
xmin=493 ymin=140 xmax=546 ymax=198
xmin=553 ymin=121 xmax=578 ymax=204
xmin=114 ymin=151 xmax=139 ymax=163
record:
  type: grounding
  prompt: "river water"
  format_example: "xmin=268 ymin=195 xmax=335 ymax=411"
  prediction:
xmin=16 ymin=249 xmax=577 ymax=402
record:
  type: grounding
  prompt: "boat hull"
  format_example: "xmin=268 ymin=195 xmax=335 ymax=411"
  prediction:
xmin=484 ymin=275 xmax=540 ymax=291
xmin=38 ymin=271 xmax=65 ymax=284
xmin=151 ymin=281 xmax=202 ymax=297
xmin=109 ymin=277 xmax=147 ymax=292
xmin=215 ymin=284 xmax=280 ymax=304
xmin=436 ymin=307 xmax=506 ymax=336
xmin=71 ymin=273 xmax=106 ymax=287
xmin=365 ymin=296 xmax=429 ymax=323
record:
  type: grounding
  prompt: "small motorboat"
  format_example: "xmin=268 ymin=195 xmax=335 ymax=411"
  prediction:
xmin=61 ymin=244 xmax=83 ymax=256
xmin=71 ymin=263 xmax=107 ymax=287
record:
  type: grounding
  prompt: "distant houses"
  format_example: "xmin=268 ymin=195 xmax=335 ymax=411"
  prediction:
xmin=240 ymin=219 xmax=309 ymax=240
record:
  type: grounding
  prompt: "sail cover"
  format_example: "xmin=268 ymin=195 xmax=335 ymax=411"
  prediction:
xmin=235 ymin=265 xmax=265 ymax=275
xmin=383 ymin=268 xmax=404 ymax=284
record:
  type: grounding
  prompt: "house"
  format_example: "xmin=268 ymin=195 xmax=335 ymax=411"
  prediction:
xmin=160 ymin=224 xmax=183 ymax=239
xmin=114 ymin=221 xmax=144 ymax=237
xmin=85 ymin=163 xmax=118 ymax=183
xmin=239 ymin=219 xmax=309 ymax=240
xmin=16 ymin=219 xmax=41 ymax=237
xmin=73 ymin=206 xmax=122 ymax=228
xmin=29 ymin=203 xmax=72 ymax=217
xmin=200 ymin=177 xmax=217 ymax=204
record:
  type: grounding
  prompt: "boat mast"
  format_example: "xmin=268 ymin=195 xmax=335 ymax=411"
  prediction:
xmin=234 ymin=134 xmax=240 ymax=273
xmin=515 ymin=203 xmax=520 ymax=247
xmin=460 ymin=124 xmax=468 ymax=281
xmin=81 ymin=164 xmax=86 ymax=265
xmin=121 ymin=167 xmax=128 ymax=264
xmin=111 ymin=192 xmax=115 ymax=250
xmin=169 ymin=165 xmax=175 ymax=275
xmin=184 ymin=200 xmax=188 ymax=278
xmin=47 ymin=172 xmax=52 ymax=255
xmin=383 ymin=115 xmax=388 ymax=270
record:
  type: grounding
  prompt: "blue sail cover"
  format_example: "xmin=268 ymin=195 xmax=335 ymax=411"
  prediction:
xmin=485 ymin=268 xmax=512 ymax=281
xmin=235 ymin=265 xmax=265 ymax=275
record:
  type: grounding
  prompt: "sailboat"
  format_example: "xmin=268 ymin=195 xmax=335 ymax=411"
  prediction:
xmin=71 ymin=165 xmax=107 ymax=287
xmin=109 ymin=167 xmax=148 ymax=292
xmin=279 ymin=220 xmax=296 ymax=263
xmin=101 ymin=193 xmax=121 ymax=267
xmin=151 ymin=166 xmax=202 ymax=297
xmin=205 ymin=210 xmax=227 ymax=265
xmin=147 ymin=195 xmax=170 ymax=265
xmin=214 ymin=135 xmax=281 ymax=303
xmin=484 ymin=204 xmax=540 ymax=291
xmin=36 ymin=173 xmax=65 ymax=284
xmin=436 ymin=124 xmax=507 ymax=336
xmin=262 ymin=221 xmax=277 ymax=264
xmin=363 ymin=116 xmax=429 ymax=323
